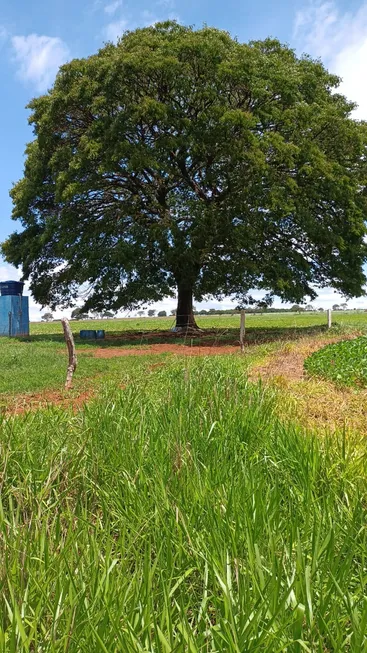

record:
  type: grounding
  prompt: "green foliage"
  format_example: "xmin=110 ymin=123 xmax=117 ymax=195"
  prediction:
xmin=71 ymin=308 xmax=89 ymax=320
xmin=0 ymin=359 xmax=366 ymax=650
xmin=41 ymin=312 xmax=53 ymax=321
xmin=3 ymin=23 xmax=367 ymax=318
xmin=305 ymin=335 xmax=367 ymax=387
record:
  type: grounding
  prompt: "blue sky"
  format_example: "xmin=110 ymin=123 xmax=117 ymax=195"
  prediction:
xmin=1 ymin=0 xmax=367 ymax=317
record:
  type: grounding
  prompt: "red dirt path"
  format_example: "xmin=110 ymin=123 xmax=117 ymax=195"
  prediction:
xmin=3 ymin=344 xmax=239 ymax=416
xmin=4 ymin=389 xmax=94 ymax=415
xmin=4 ymin=334 xmax=357 ymax=418
xmin=93 ymin=344 xmax=239 ymax=357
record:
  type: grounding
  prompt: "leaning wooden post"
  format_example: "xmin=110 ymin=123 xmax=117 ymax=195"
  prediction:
xmin=327 ymin=309 xmax=332 ymax=329
xmin=240 ymin=310 xmax=246 ymax=352
xmin=61 ymin=318 xmax=77 ymax=390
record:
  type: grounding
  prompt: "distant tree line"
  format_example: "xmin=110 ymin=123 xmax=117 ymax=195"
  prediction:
xmin=70 ymin=308 xmax=115 ymax=320
xmin=64 ymin=303 xmax=354 ymax=321
xmin=192 ymin=306 xmax=322 ymax=315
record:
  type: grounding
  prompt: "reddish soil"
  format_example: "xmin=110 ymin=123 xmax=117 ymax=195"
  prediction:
xmin=104 ymin=330 xmax=220 ymax=342
xmin=249 ymin=335 xmax=353 ymax=383
xmin=93 ymin=344 xmax=240 ymax=358
xmin=247 ymin=334 xmax=367 ymax=433
xmin=251 ymin=351 xmax=307 ymax=382
xmin=4 ymin=388 xmax=94 ymax=416
xmin=4 ymin=344 xmax=239 ymax=416
xmin=4 ymin=333 xmax=359 ymax=422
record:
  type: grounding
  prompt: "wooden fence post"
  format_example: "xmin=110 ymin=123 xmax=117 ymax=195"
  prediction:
xmin=61 ymin=318 xmax=77 ymax=389
xmin=240 ymin=310 xmax=246 ymax=352
xmin=327 ymin=309 xmax=332 ymax=329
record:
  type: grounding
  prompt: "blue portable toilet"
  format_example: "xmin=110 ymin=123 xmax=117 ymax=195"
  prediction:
xmin=0 ymin=281 xmax=29 ymax=337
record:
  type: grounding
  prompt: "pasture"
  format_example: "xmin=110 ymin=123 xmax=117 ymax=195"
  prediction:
xmin=0 ymin=311 xmax=367 ymax=651
xmin=31 ymin=309 xmax=367 ymax=335
xmin=1 ymin=310 xmax=364 ymax=400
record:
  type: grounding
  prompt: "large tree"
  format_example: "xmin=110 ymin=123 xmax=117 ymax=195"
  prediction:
xmin=3 ymin=22 xmax=367 ymax=328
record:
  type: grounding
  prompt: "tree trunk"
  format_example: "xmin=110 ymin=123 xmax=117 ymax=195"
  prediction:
xmin=175 ymin=285 xmax=198 ymax=329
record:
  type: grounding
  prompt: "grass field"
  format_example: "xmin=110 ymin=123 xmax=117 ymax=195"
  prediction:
xmin=1 ymin=358 xmax=367 ymax=651
xmin=1 ymin=311 xmax=358 ymax=398
xmin=0 ymin=312 xmax=367 ymax=650
xmin=30 ymin=310 xmax=367 ymax=335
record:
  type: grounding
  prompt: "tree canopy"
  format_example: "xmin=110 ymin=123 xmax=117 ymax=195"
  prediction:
xmin=3 ymin=21 xmax=367 ymax=328
xmin=41 ymin=312 xmax=53 ymax=322
xmin=71 ymin=308 xmax=89 ymax=320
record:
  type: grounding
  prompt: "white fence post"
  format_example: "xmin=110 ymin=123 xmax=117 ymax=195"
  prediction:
xmin=240 ymin=310 xmax=246 ymax=352
xmin=61 ymin=318 xmax=77 ymax=389
xmin=327 ymin=309 xmax=332 ymax=329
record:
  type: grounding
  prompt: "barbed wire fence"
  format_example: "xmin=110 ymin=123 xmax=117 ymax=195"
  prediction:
xmin=74 ymin=308 xmax=333 ymax=353
xmin=121 ymin=313 xmax=242 ymax=351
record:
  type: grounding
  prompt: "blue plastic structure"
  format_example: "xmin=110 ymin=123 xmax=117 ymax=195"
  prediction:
xmin=0 ymin=295 xmax=29 ymax=337
xmin=80 ymin=330 xmax=97 ymax=339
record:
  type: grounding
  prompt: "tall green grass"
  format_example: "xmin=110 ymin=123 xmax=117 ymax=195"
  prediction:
xmin=0 ymin=358 xmax=366 ymax=651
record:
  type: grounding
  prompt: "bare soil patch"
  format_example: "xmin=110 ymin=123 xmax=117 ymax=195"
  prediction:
xmin=93 ymin=343 xmax=239 ymax=358
xmin=249 ymin=335 xmax=354 ymax=382
xmin=5 ymin=332 xmax=365 ymax=433
xmin=250 ymin=334 xmax=367 ymax=433
xmin=78 ymin=325 xmax=329 ymax=348
xmin=3 ymin=388 xmax=95 ymax=416
xmin=288 ymin=380 xmax=367 ymax=434
xmin=100 ymin=329 xmax=228 ymax=346
xmin=250 ymin=350 xmax=306 ymax=382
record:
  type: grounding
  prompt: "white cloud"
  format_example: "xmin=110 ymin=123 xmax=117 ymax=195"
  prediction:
xmin=141 ymin=10 xmax=159 ymax=26
xmin=142 ymin=9 xmax=179 ymax=25
xmin=11 ymin=34 xmax=70 ymax=93
xmin=0 ymin=264 xmax=20 ymax=283
xmin=156 ymin=0 xmax=175 ymax=8
xmin=104 ymin=0 xmax=122 ymax=15
xmin=0 ymin=26 xmax=8 ymax=43
xmin=294 ymin=1 xmax=367 ymax=119
xmin=294 ymin=1 xmax=339 ymax=59
xmin=102 ymin=6 xmax=180 ymax=43
xmin=103 ymin=18 xmax=128 ymax=42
